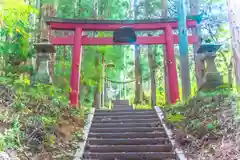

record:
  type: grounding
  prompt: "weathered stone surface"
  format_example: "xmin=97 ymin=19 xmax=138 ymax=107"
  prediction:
xmin=200 ymin=72 xmax=223 ymax=91
xmin=35 ymin=60 xmax=51 ymax=84
xmin=0 ymin=150 xmax=20 ymax=160
xmin=5 ymin=149 xmax=20 ymax=160
xmin=0 ymin=152 xmax=10 ymax=160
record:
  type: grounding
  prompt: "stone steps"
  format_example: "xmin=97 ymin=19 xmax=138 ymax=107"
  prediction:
xmin=90 ymin=127 xmax=164 ymax=133
xmin=88 ymin=132 xmax=167 ymax=139
xmin=86 ymin=144 xmax=173 ymax=152
xmin=91 ymin=122 xmax=161 ymax=128
xmin=82 ymin=100 xmax=177 ymax=160
xmin=92 ymin=118 xmax=160 ymax=123
xmin=93 ymin=114 xmax=158 ymax=120
xmin=83 ymin=152 xmax=176 ymax=160
xmin=87 ymin=138 xmax=170 ymax=145
xmin=94 ymin=110 xmax=155 ymax=116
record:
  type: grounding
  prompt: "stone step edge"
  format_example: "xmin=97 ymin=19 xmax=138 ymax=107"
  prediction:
xmin=83 ymin=152 xmax=176 ymax=159
xmin=73 ymin=108 xmax=95 ymax=160
xmin=85 ymin=144 xmax=173 ymax=152
xmin=95 ymin=109 xmax=153 ymax=112
xmin=154 ymin=106 xmax=187 ymax=160
xmin=92 ymin=118 xmax=159 ymax=123
xmin=93 ymin=115 xmax=158 ymax=119
xmin=87 ymin=138 xmax=170 ymax=145
xmin=90 ymin=127 xmax=164 ymax=131
xmin=90 ymin=122 xmax=161 ymax=128
xmin=87 ymin=132 xmax=167 ymax=138
xmin=94 ymin=111 xmax=155 ymax=116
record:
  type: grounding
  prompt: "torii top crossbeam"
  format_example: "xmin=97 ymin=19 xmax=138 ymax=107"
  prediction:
xmin=45 ymin=17 xmax=197 ymax=31
xmin=45 ymin=17 xmax=197 ymax=46
xmin=45 ymin=17 xmax=198 ymax=107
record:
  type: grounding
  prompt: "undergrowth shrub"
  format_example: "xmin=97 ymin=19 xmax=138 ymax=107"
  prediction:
xmin=0 ymin=75 xmax=85 ymax=153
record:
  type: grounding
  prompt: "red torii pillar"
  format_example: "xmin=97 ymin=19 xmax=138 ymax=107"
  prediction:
xmin=165 ymin=25 xmax=179 ymax=103
xmin=70 ymin=28 xmax=83 ymax=107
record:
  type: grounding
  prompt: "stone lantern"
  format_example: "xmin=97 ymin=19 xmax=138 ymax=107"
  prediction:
xmin=33 ymin=4 xmax=56 ymax=84
xmin=197 ymin=44 xmax=223 ymax=91
xmin=34 ymin=41 xmax=56 ymax=84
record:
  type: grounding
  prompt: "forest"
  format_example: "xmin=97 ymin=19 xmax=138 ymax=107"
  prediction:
xmin=0 ymin=0 xmax=240 ymax=159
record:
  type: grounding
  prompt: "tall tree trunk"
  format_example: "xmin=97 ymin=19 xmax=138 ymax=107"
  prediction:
xmin=93 ymin=87 xmax=100 ymax=108
xmin=134 ymin=45 xmax=143 ymax=104
xmin=104 ymin=80 xmax=108 ymax=104
xmin=177 ymin=0 xmax=191 ymax=100
xmin=101 ymin=55 xmax=105 ymax=107
xmin=74 ymin=0 xmax=78 ymax=18
xmin=227 ymin=0 xmax=240 ymax=87
xmin=93 ymin=55 xmax=101 ymax=108
xmin=162 ymin=0 xmax=170 ymax=104
xmin=148 ymin=45 xmax=156 ymax=107
xmin=190 ymin=0 xmax=204 ymax=89
xmin=92 ymin=0 xmax=101 ymax=108
xmin=133 ymin=0 xmax=143 ymax=104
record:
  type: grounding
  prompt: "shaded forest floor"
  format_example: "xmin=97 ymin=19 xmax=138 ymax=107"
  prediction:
xmin=0 ymin=77 xmax=88 ymax=160
xmin=163 ymin=88 xmax=240 ymax=159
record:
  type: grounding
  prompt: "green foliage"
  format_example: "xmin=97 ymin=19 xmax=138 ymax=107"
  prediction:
xmin=0 ymin=74 xmax=85 ymax=152
xmin=134 ymin=104 xmax=152 ymax=110
xmin=72 ymin=130 xmax=84 ymax=141
xmin=0 ymin=0 xmax=38 ymax=74
xmin=198 ymin=86 xmax=232 ymax=97
xmin=167 ymin=113 xmax=186 ymax=123
xmin=0 ymin=117 xmax=23 ymax=151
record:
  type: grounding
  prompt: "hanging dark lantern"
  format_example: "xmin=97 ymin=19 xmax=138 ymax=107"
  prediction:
xmin=113 ymin=27 xmax=136 ymax=43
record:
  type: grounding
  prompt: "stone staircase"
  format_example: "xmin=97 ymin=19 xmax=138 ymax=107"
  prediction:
xmin=82 ymin=100 xmax=177 ymax=160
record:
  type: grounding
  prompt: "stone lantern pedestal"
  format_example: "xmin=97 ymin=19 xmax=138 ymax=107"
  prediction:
xmin=34 ymin=42 xmax=56 ymax=84
xmin=197 ymin=44 xmax=223 ymax=91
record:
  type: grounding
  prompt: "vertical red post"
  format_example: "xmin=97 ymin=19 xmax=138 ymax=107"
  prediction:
xmin=164 ymin=25 xmax=179 ymax=103
xmin=70 ymin=27 xmax=83 ymax=107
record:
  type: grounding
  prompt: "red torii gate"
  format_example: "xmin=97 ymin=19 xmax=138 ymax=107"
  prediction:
xmin=45 ymin=17 xmax=198 ymax=107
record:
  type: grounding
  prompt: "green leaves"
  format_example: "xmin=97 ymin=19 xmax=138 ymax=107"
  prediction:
xmin=0 ymin=1 xmax=36 ymax=74
xmin=167 ymin=113 xmax=186 ymax=123
xmin=207 ymin=123 xmax=213 ymax=129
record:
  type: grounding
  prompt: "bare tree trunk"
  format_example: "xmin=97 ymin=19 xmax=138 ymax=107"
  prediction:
xmin=134 ymin=45 xmax=143 ymax=104
xmin=148 ymin=45 xmax=156 ymax=107
xmin=190 ymin=0 xmax=204 ymax=89
xmin=93 ymin=55 xmax=101 ymax=108
xmin=177 ymin=0 xmax=191 ymax=100
xmin=133 ymin=0 xmax=143 ymax=104
xmin=93 ymin=87 xmax=100 ymax=108
xmin=227 ymin=0 xmax=240 ymax=87
xmin=91 ymin=0 xmax=101 ymax=108
xmin=228 ymin=58 xmax=233 ymax=88
xmin=101 ymin=55 xmax=105 ymax=107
